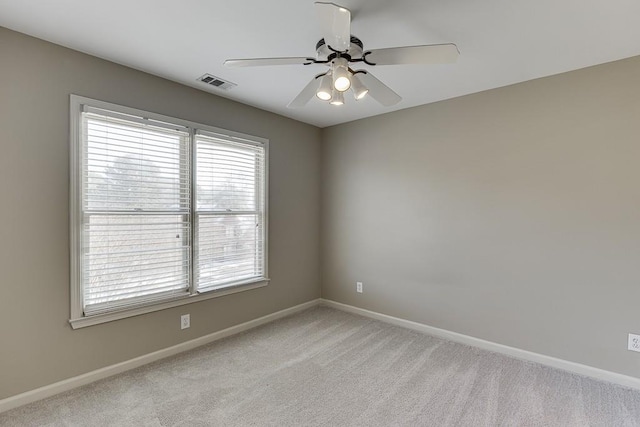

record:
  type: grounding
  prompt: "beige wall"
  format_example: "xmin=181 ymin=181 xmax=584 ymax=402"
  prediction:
xmin=0 ymin=27 xmax=321 ymax=399
xmin=322 ymin=56 xmax=640 ymax=377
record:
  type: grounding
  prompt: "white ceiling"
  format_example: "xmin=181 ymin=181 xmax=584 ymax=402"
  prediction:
xmin=1 ymin=0 xmax=640 ymax=128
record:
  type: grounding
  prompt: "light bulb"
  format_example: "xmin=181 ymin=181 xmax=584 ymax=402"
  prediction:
xmin=334 ymin=75 xmax=351 ymax=92
xmin=350 ymin=74 xmax=369 ymax=100
xmin=330 ymin=90 xmax=344 ymax=106
xmin=333 ymin=68 xmax=351 ymax=92
xmin=332 ymin=58 xmax=351 ymax=92
xmin=316 ymin=72 xmax=333 ymax=101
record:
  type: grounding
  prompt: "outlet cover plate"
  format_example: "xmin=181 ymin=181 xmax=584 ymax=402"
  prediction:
xmin=356 ymin=282 xmax=363 ymax=293
xmin=628 ymin=333 xmax=640 ymax=352
xmin=181 ymin=314 xmax=190 ymax=330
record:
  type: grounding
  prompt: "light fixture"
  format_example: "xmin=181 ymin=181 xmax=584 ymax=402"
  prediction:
xmin=350 ymin=74 xmax=369 ymax=100
xmin=332 ymin=57 xmax=351 ymax=92
xmin=316 ymin=72 xmax=333 ymax=101
xmin=329 ymin=89 xmax=344 ymax=106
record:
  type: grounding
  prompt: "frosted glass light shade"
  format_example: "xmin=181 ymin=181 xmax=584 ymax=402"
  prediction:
xmin=332 ymin=57 xmax=351 ymax=92
xmin=351 ymin=74 xmax=368 ymax=100
xmin=330 ymin=89 xmax=345 ymax=105
xmin=316 ymin=73 xmax=333 ymax=101
xmin=333 ymin=67 xmax=351 ymax=92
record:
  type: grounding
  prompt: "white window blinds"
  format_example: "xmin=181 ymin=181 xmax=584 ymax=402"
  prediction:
xmin=71 ymin=97 xmax=269 ymax=323
xmin=195 ymin=132 xmax=267 ymax=291
xmin=81 ymin=109 xmax=191 ymax=315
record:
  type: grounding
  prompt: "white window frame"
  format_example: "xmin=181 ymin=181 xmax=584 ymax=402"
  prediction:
xmin=69 ymin=95 xmax=269 ymax=329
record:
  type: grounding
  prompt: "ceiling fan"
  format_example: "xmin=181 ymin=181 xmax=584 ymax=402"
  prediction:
xmin=224 ymin=2 xmax=459 ymax=108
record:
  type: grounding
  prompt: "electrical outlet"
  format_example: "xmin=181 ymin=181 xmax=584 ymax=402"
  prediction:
xmin=356 ymin=282 xmax=363 ymax=293
xmin=629 ymin=334 xmax=640 ymax=352
xmin=181 ymin=314 xmax=190 ymax=330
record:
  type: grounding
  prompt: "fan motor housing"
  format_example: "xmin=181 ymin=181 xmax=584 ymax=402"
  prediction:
xmin=316 ymin=36 xmax=364 ymax=62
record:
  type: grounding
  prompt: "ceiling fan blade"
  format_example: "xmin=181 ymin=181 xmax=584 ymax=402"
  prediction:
xmin=287 ymin=75 xmax=323 ymax=108
xmin=314 ymin=2 xmax=351 ymax=52
xmin=356 ymin=71 xmax=401 ymax=106
xmin=225 ymin=57 xmax=314 ymax=67
xmin=364 ymin=43 xmax=459 ymax=66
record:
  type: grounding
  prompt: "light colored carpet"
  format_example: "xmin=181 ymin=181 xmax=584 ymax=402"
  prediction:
xmin=2 ymin=306 xmax=640 ymax=426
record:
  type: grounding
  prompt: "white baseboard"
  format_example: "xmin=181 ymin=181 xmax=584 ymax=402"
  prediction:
xmin=0 ymin=299 xmax=322 ymax=414
xmin=321 ymin=299 xmax=640 ymax=391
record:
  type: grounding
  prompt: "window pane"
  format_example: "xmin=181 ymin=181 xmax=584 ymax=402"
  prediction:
xmin=196 ymin=136 xmax=263 ymax=212
xmin=81 ymin=110 xmax=191 ymax=314
xmin=83 ymin=214 xmax=190 ymax=311
xmin=194 ymin=132 xmax=266 ymax=292
xmin=85 ymin=115 xmax=190 ymax=211
xmin=196 ymin=213 xmax=264 ymax=289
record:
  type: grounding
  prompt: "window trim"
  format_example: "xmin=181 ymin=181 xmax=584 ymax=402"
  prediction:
xmin=69 ymin=95 xmax=269 ymax=329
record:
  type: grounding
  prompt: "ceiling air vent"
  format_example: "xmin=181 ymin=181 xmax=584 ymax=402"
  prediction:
xmin=197 ymin=74 xmax=237 ymax=90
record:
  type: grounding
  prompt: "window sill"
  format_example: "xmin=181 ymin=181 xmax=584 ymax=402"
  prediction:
xmin=69 ymin=278 xmax=270 ymax=329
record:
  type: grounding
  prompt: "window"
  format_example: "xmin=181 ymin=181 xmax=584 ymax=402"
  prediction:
xmin=70 ymin=95 xmax=268 ymax=328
